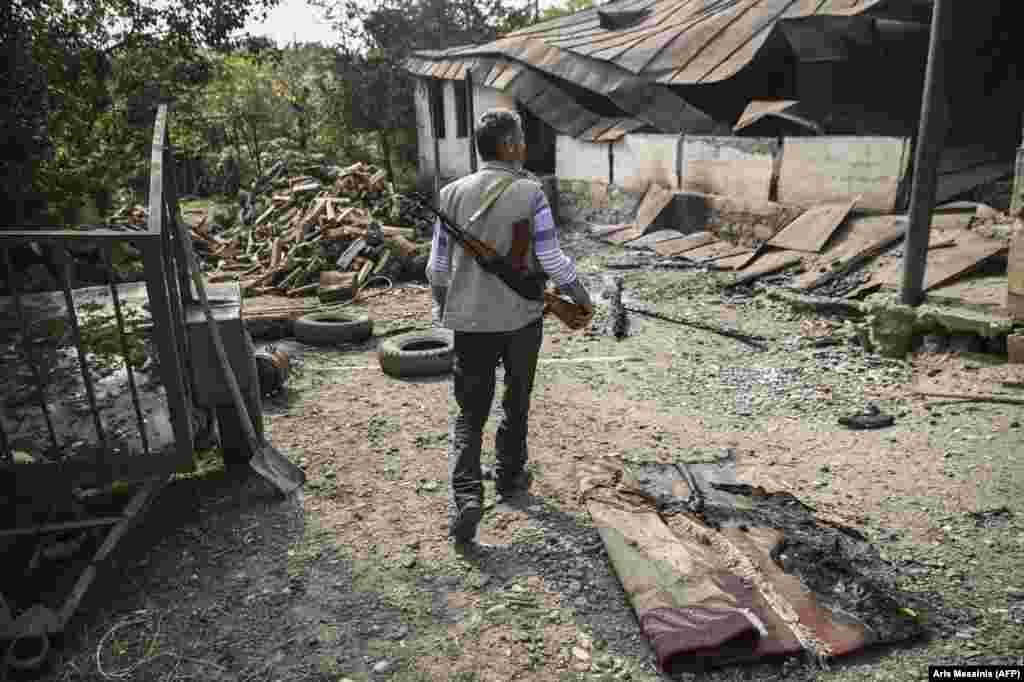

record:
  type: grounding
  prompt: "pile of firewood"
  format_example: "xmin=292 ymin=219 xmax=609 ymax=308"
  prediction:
xmin=186 ymin=161 xmax=429 ymax=302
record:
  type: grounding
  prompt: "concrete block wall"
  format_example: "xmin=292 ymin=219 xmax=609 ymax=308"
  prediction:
xmin=611 ymin=134 xmax=679 ymax=194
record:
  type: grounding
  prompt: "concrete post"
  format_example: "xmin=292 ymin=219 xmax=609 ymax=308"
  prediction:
xmin=900 ymin=0 xmax=953 ymax=306
xmin=1012 ymin=113 xmax=1024 ymax=216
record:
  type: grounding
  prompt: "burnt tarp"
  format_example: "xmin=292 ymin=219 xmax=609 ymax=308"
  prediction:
xmin=577 ymin=458 xmax=922 ymax=673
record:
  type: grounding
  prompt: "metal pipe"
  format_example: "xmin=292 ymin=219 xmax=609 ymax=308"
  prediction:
xmin=58 ymin=246 xmax=108 ymax=464
xmin=900 ymin=0 xmax=953 ymax=306
xmin=102 ymin=244 xmax=151 ymax=458
xmin=2 ymin=246 xmax=59 ymax=454
xmin=466 ymin=71 xmax=478 ymax=173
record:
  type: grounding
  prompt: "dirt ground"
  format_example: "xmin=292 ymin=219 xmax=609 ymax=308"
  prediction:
xmin=22 ymin=225 xmax=1024 ymax=681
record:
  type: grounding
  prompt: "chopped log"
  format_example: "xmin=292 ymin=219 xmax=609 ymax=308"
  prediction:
xmin=269 ymin=239 xmax=283 ymax=269
xmin=372 ymin=250 xmax=391 ymax=275
xmin=253 ymin=205 xmax=277 ymax=227
xmin=286 ymin=282 xmax=319 ymax=298
xmin=320 ymin=271 xmax=358 ymax=288
xmin=356 ymin=258 xmax=373 ymax=286
xmin=385 ymin=234 xmax=418 ymax=261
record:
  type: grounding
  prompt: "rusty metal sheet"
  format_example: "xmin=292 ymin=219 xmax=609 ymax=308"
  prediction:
xmin=596 ymin=119 xmax=646 ymax=142
xmin=734 ymin=99 xmax=824 ymax=134
xmin=877 ymin=229 xmax=1008 ymax=292
xmin=579 ymin=119 xmax=618 ymax=142
xmin=405 ymin=0 xmax=895 ymax=139
xmin=653 ymin=231 xmax=717 ymax=256
xmin=777 ymin=137 xmax=912 ymax=213
xmin=490 ymin=63 xmax=523 ymax=90
xmin=680 ymin=136 xmax=779 ymax=201
xmin=793 ymin=215 xmax=905 ymax=290
xmin=604 ymin=224 xmax=646 ymax=244
xmin=767 ymin=199 xmax=858 ymax=253
xmin=635 ymin=183 xmax=675 ymax=232
xmin=683 ymin=241 xmax=749 ymax=262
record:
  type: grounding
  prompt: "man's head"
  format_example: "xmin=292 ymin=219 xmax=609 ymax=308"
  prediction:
xmin=475 ymin=108 xmax=526 ymax=164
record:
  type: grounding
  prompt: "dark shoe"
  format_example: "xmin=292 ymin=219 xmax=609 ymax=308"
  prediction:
xmin=495 ymin=470 xmax=533 ymax=500
xmin=449 ymin=501 xmax=483 ymax=544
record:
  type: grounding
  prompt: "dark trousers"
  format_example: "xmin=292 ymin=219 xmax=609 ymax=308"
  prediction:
xmin=449 ymin=317 xmax=543 ymax=512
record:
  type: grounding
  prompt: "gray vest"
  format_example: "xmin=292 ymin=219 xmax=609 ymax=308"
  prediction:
xmin=441 ymin=162 xmax=546 ymax=333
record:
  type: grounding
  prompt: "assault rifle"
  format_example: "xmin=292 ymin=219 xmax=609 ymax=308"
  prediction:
xmin=404 ymin=193 xmax=592 ymax=330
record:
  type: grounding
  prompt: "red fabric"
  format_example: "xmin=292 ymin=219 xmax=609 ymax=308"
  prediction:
xmin=640 ymin=573 xmax=803 ymax=672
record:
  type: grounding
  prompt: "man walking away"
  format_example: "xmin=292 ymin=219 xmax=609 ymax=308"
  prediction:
xmin=426 ymin=108 xmax=594 ymax=549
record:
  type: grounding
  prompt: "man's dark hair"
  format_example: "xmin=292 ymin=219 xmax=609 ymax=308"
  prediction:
xmin=474 ymin=108 xmax=524 ymax=161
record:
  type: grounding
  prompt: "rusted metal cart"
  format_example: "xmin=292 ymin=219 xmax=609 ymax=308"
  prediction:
xmin=0 ymin=104 xmax=258 ymax=670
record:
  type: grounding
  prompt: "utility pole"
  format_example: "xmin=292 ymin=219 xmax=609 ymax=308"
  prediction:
xmin=899 ymin=0 xmax=953 ymax=306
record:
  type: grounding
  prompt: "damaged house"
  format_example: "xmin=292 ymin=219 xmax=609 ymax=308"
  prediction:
xmin=404 ymin=0 xmax=1022 ymax=223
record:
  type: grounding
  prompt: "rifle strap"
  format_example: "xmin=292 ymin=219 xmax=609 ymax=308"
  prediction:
xmin=466 ymin=175 xmax=519 ymax=228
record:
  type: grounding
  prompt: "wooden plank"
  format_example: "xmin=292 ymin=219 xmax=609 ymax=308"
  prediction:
xmin=793 ymin=216 xmax=905 ymax=290
xmin=732 ymin=251 xmax=804 ymax=286
xmin=634 ymin=183 xmax=674 ymax=232
xmin=767 ymin=199 xmax=858 ymax=253
xmin=684 ymin=241 xmax=749 ymax=262
xmin=58 ymin=477 xmax=165 ymax=629
xmin=653 ymin=231 xmax=717 ymax=257
xmin=777 ymin=137 xmax=911 ymax=213
xmin=604 ymin=225 xmax=645 ymax=244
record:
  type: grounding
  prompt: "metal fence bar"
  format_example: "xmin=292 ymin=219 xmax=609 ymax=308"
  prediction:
xmin=102 ymin=244 xmax=152 ymax=458
xmin=160 ymin=121 xmax=195 ymax=416
xmin=140 ymin=241 xmax=194 ymax=461
xmin=58 ymin=248 xmax=108 ymax=466
xmin=1 ymin=246 xmax=60 ymax=454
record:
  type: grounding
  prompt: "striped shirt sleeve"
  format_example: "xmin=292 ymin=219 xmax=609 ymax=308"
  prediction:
xmin=531 ymin=188 xmax=577 ymax=287
xmin=425 ymin=217 xmax=451 ymax=287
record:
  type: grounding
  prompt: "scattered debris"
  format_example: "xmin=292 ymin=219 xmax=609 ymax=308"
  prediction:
xmin=608 ymin=277 xmax=629 ymax=340
xmin=838 ymin=403 xmax=895 ymax=430
xmin=577 ymin=459 xmax=924 ymax=674
xmin=254 ymin=347 xmax=290 ymax=397
xmin=968 ymin=507 xmax=1014 ymax=530
xmin=768 ymin=198 xmax=858 ymax=253
xmin=625 ymin=305 xmax=768 ymax=351
xmin=913 ymin=390 xmax=1024 ymax=406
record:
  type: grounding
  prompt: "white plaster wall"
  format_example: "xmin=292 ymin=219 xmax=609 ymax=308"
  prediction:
xmin=612 ymin=134 xmax=680 ymax=194
xmin=415 ymin=78 xmax=474 ymax=179
xmin=414 ymin=80 xmax=435 ymax=175
xmin=474 ymin=85 xmax=516 ymax=118
xmin=555 ymin=135 xmax=610 ymax=183
xmin=679 ymin=136 xmax=779 ymax=201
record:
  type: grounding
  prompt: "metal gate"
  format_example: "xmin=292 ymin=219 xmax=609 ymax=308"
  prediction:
xmin=0 ymin=105 xmax=201 ymax=645
xmin=0 ymin=104 xmax=196 ymax=490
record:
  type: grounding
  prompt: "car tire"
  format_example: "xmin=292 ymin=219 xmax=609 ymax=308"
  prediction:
xmin=294 ymin=313 xmax=373 ymax=346
xmin=378 ymin=329 xmax=454 ymax=378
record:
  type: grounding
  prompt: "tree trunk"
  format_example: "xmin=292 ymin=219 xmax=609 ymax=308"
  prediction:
xmin=378 ymin=129 xmax=394 ymax=186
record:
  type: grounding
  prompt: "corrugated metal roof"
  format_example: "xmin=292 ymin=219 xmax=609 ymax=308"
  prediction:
xmin=401 ymin=0 xmax=924 ymax=139
xmin=439 ymin=0 xmax=888 ymax=86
